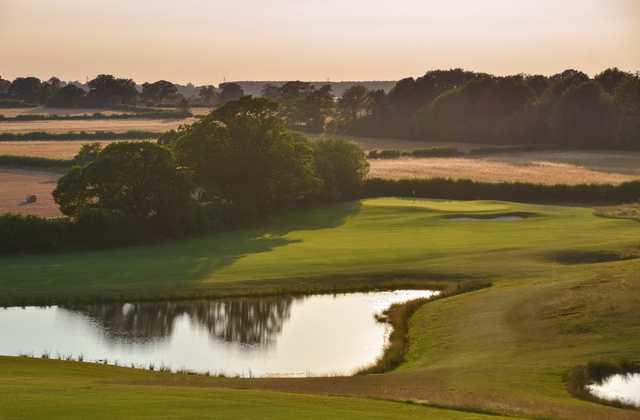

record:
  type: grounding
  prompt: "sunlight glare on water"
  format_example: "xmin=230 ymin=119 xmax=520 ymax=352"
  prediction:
xmin=587 ymin=373 xmax=640 ymax=408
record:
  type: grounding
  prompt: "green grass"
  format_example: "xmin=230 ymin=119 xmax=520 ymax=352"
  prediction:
xmin=1 ymin=198 xmax=639 ymax=418
xmin=0 ymin=358 xmax=510 ymax=420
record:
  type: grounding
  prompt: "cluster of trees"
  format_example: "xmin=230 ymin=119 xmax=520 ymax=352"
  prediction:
xmin=0 ymin=74 xmax=247 ymax=109
xmin=1 ymin=97 xmax=368 ymax=253
xmin=334 ymin=68 xmax=640 ymax=149
xmin=253 ymin=68 xmax=638 ymax=149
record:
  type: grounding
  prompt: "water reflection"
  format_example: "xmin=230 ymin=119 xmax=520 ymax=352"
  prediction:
xmin=587 ymin=373 xmax=640 ymax=408
xmin=0 ymin=290 xmax=438 ymax=377
xmin=63 ymin=297 xmax=294 ymax=346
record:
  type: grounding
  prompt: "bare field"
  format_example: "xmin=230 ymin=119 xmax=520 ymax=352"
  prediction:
xmin=0 ymin=168 xmax=61 ymax=217
xmin=0 ymin=140 xmax=151 ymax=159
xmin=369 ymin=150 xmax=640 ymax=185
xmin=0 ymin=117 xmax=195 ymax=134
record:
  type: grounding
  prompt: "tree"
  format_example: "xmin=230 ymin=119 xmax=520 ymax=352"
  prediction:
xmin=87 ymin=74 xmax=138 ymax=106
xmin=198 ymin=85 xmax=219 ymax=106
xmin=338 ymin=85 xmax=370 ymax=124
xmin=551 ymin=81 xmax=614 ymax=147
xmin=219 ymin=82 xmax=244 ymax=103
xmin=176 ymin=97 xmax=191 ymax=114
xmin=47 ymin=84 xmax=86 ymax=107
xmin=170 ymin=97 xmax=320 ymax=221
xmin=54 ymin=142 xmax=194 ymax=231
xmin=301 ymin=85 xmax=334 ymax=132
xmin=313 ymin=138 xmax=369 ymax=200
xmin=9 ymin=77 xmax=43 ymax=103
xmin=422 ymin=76 xmax=534 ymax=143
xmin=595 ymin=68 xmax=631 ymax=95
xmin=141 ymin=80 xmax=178 ymax=104
xmin=260 ymin=84 xmax=281 ymax=101
xmin=0 ymin=77 xmax=11 ymax=96
xmin=73 ymin=142 xmax=102 ymax=166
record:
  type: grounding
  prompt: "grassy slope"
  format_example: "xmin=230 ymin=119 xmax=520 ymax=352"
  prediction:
xmin=1 ymin=198 xmax=639 ymax=418
xmin=0 ymin=358 xmax=506 ymax=420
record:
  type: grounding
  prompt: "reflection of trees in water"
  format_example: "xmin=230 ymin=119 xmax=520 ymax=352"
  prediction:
xmin=63 ymin=296 xmax=294 ymax=346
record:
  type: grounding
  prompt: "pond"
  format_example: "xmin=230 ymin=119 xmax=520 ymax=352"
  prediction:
xmin=0 ymin=289 xmax=438 ymax=377
xmin=587 ymin=373 xmax=640 ymax=408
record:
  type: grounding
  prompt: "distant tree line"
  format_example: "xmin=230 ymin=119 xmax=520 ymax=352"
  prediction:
xmin=253 ymin=68 xmax=640 ymax=150
xmin=340 ymin=68 xmax=640 ymax=149
xmin=0 ymin=74 xmax=247 ymax=109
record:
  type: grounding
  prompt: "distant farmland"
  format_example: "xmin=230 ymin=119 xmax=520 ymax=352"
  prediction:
xmin=0 ymin=140 xmax=150 ymax=159
xmin=369 ymin=151 xmax=640 ymax=185
xmin=0 ymin=118 xmax=194 ymax=134
xmin=0 ymin=168 xmax=61 ymax=218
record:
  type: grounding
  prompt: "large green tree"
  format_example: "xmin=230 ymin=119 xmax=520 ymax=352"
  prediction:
xmin=54 ymin=142 xmax=194 ymax=230
xmin=170 ymin=97 xmax=320 ymax=221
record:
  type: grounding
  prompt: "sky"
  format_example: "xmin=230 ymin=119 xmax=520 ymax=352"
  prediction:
xmin=1 ymin=0 xmax=639 ymax=85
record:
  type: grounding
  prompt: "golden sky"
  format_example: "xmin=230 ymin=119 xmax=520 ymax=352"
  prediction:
xmin=1 ymin=0 xmax=638 ymax=84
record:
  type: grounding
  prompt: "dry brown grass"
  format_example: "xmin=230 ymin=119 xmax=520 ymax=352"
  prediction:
xmin=0 ymin=107 xmax=137 ymax=118
xmin=369 ymin=151 xmax=640 ymax=185
xmin=0 ymin=140 xmax=148 ymax=159
xmin=0 ymin=117 xmax=195 ymax=134
xmin=0 ymin=168 xmax=61 ymax=217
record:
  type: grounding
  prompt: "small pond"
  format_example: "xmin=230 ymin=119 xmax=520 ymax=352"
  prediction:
xmin=587 ymin=373 xmax=640 ymax=408
xmin=0 ymin=289 xmax=438 ymax=377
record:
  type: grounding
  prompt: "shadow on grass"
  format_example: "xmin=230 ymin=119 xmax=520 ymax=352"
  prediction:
xmin=0 ymin=201 xmax=364 ymax=306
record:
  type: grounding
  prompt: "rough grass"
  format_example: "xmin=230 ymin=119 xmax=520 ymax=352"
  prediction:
xmin=596 ymin=203 xmax=640 ymax=221
xmin=369 ymin=151 xmax=640 ymax=185
xmin=1 ymin=198 xmax=639 ymax=418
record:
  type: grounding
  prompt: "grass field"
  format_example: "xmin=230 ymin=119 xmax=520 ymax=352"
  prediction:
xmin=0 ymin=358 xmax=508 ymax=420
xmin=369 ymin=151 xmax=640 ymax=185
xmin=0 ymin=167 xmax=61 ymax=217
xmin=1 ymin=198 xmax=639 ymax=418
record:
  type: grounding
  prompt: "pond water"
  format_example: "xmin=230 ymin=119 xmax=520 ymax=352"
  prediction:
xmin=0 ymin=290 xmax=438 ymax=377
xmin=587 ymin=373 xmax=640 ymax=408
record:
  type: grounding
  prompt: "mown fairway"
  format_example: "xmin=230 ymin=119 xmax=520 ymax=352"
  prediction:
xmin=0 ymin=358 xmax=508 ymax=420
xmin=1 ymin=198 xmax=639 ymax=418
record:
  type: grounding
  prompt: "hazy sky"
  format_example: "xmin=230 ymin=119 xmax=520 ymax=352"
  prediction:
xmin=1 ymin=0 xmax=638 ymax=85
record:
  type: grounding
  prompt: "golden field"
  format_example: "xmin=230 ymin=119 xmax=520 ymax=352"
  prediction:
xmin=0 ymin=168 xmax=61 ymax=218
xmin=0 ymin=140 xmax=149 ymax=159
xmin=369 ymin=151 xmax=640 ymax=185
xmin=0 ymin=118 xmax=195 ymax=134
